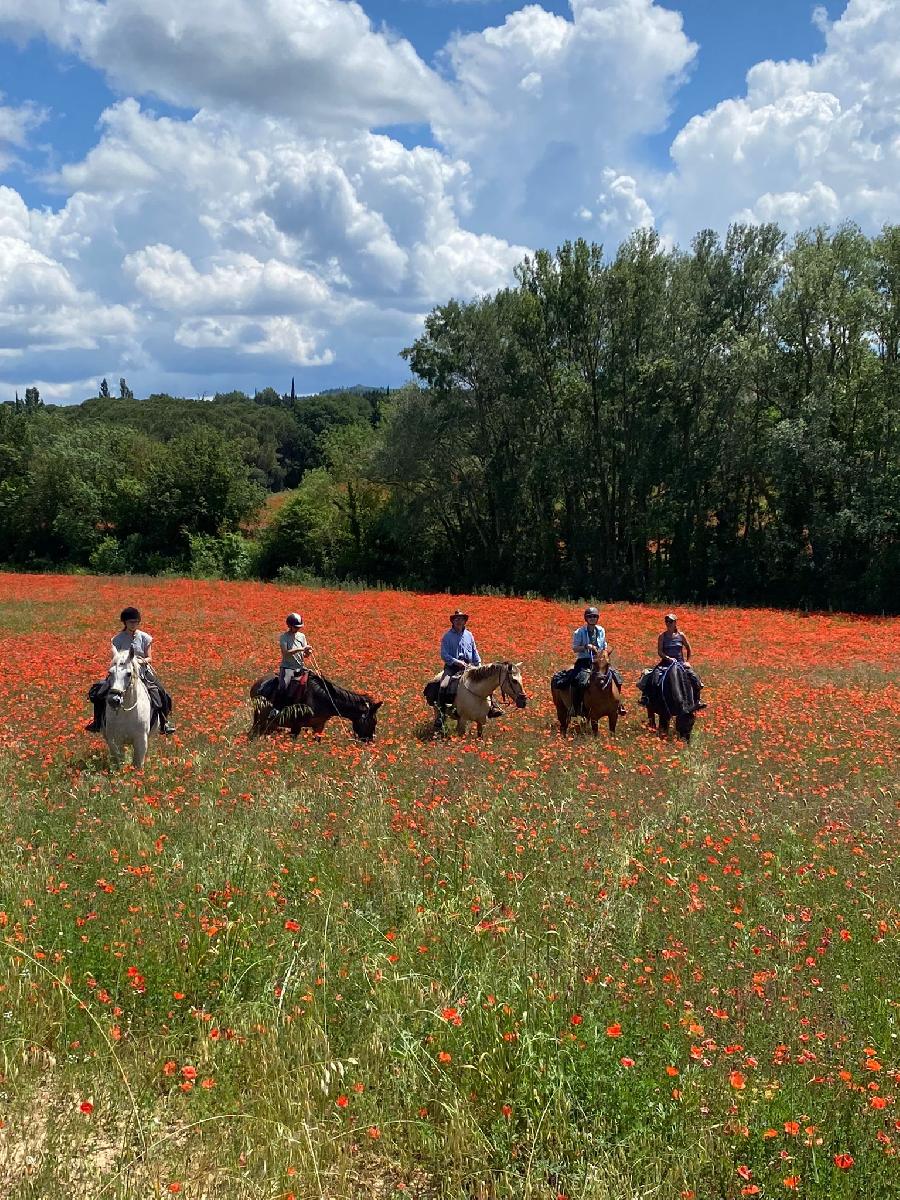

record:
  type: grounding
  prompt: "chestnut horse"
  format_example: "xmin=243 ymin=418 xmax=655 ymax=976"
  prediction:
xmin=551 ymin=647 xmax=622 ymax=737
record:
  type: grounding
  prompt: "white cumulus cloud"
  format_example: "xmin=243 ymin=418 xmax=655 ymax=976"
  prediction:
xmin=0 ymin=0 xmax=455 ymax=132
xmin=435 ymin=0 xmax=696 ymax=244
xmin=660 ymin=0 xmax=900 ymax=237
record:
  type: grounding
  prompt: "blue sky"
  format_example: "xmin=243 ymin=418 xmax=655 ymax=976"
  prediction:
xmin=0 ymin=0 xmax=895 ymax=401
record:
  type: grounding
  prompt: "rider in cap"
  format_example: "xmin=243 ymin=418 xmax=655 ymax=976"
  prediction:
xmin=655 ymin=613 xmax=705 ymax=711
xmin=85 ymin=607 xmax=175 ymax=735
xmin=570 ymin=605 xmax=625 ymax=718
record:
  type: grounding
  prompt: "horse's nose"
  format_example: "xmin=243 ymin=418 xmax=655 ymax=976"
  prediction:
xmin=108 ymin=693 xmax=122 ymax=707
xmin=516 ymin=696 xmax=527 ymax=709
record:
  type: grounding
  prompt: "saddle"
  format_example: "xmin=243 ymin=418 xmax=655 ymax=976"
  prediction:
xmin=259 ymin=671 xmax=309 ymax=707
xmin=551 ymin=667 xmax=577 ymax=691
xmin=424 ymin=674 xmax=459 ymax=708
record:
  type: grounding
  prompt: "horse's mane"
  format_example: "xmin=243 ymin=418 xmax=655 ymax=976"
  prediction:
xmin=466 ymin=662 xmax=506 ymax=683
xmin=309 ymin=672 xmax=375 ymax=708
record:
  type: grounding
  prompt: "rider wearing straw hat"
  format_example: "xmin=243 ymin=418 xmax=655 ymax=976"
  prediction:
xmin=438 ymin=609 xmax=502 ymax=717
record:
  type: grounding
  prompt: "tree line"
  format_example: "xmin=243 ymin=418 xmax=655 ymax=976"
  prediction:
xmin=3 ymin=221 xmax=899 ymax=612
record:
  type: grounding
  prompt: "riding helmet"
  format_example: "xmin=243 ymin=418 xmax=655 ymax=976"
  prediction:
xmin=286 ymin=612 xmax=303 ymax=627
xmin=120 ymin=606 xmax=141 ymax=623
xmin=583 ymin=606 xmax=600 ymax=619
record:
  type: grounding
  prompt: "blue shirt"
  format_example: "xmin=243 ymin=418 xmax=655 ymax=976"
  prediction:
xmin=572 ymin=623 xmax=606 ymax=661
xmin=440 ymin=627 xmax=481 ymax=668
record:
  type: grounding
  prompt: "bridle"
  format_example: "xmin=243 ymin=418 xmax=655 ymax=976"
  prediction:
xmin=498 ymin=663 xmax=524 ymax=705
xmin=108 ymin=657 xmax=142 ymax=712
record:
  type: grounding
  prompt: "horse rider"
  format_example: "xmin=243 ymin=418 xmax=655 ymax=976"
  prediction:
xmin=277 ymin=612 xmax=313 ymax=706
xmin=571 ymin=605 xmax=626 ymax=718
xmin=85 ymin=606 xmax=175 ymax=734
xmin=438 ymin=609 xmax=502 ymax=719
xmin=639 ymin=612 xmax=706 ymax=711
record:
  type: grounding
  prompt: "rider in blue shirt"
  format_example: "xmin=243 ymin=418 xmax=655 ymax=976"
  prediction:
xmin=437 ymin=609 xmax=501 ymax=718
xmin=571 ymin=606 xmax=625 ymax=717
xmin=441 ymin=610 xmax=482 ymax=670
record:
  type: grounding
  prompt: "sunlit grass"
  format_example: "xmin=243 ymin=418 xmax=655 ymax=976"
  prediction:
xmin=0 ymin=574 xmax=897 ymax=1197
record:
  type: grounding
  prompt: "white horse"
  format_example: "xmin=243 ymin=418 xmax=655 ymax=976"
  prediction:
xmin=103 ymin=646 xmax=154 ymax=768
xmin=430 ymin=661 xmax=527 ymax=738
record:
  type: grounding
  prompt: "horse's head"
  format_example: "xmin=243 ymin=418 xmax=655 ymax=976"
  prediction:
xmin=499 ymin=662 xmax=527 ymax=709
xmin=351 ymin=699 xmax=383 ymax=742
xmin=591 ymin=646 xmax=612 ymax=676
xmin=106 ymin=646 xmax=140 ymax=709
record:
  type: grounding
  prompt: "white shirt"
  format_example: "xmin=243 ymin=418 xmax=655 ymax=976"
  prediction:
xmin=112 ymin=629 xmax=152 ymax=657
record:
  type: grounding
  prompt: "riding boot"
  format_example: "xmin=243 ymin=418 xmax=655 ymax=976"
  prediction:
xmin=85 ymin=697 xmax=105 ymax=733
xmin=487 ymin=697 xmax=503 ymax=718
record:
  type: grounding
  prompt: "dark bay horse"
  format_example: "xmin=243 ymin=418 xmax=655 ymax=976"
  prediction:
xmin=551 ymin=647 xmax=622 ymax=736
xmin=249 ymin=672 xmax=383 ymax=741
xmin=643 ymin=662 xmax=696 ymax=742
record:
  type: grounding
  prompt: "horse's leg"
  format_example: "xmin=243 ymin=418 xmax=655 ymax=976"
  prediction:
xmin=590 ymin=718 xmax=599 ymax=735
xmin=608 ymin=710 xmax=619 ymax=735
xmin=476 ymin=720 xmax=485 ymax=739
xmin=106 ymin=735 xmax=123 ymax=769
xmin=455 ymin=716 xmax=467 ymax=736
xmin=132 ymin=732 xmax=148 ymax=769
xmin=305 ymin=716 xmax=328 ymax=740
xmin=553 ymin=694 xmax=569 ymax=736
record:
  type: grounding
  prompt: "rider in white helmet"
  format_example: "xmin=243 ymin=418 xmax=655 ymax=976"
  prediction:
xmin=279 ymin=613 xmax=312 ymax=693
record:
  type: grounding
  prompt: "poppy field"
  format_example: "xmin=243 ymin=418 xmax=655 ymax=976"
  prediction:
xmin=0 ymin=573 xmax=897 ymax=1199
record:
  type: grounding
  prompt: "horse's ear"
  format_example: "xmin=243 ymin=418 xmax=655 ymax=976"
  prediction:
xmin=513 ymin=662 xmax=524 ymax=671
xmin=370 ymin=700 xmax=384 ymax=712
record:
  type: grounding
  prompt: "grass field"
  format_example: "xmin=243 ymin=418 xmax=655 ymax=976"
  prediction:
xmin=0 ymin=573 xmax=897 ymax=1199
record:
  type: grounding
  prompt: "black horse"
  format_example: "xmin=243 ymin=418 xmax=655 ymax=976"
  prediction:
xmin=642 ymin=662 xmax=696 ymax=742
xmin=249 ymin=671 xmax=383 ymax=741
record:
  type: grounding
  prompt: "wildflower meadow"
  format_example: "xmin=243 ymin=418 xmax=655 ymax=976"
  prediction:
xmin=0 ymin=573 xmax=897 ymax=1199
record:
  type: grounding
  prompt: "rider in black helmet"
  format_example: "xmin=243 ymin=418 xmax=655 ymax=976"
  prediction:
xmin=85 ymin=607 xmax=175 ymax=735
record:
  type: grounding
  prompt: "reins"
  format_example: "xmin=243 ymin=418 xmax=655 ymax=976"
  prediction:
xmin=109 ymin=661 xmax=146 ymax=713
xmin=307 ymin=650 xmax=342 ymax=718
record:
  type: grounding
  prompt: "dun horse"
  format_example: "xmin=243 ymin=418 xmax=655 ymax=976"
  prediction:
xmin=426 ymin=661 xmax=527 ymax=737
xmin=103 ymin=646 xmax=155 ymax=768
xmin=551 ymin=647 xmax=622 ymax=736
